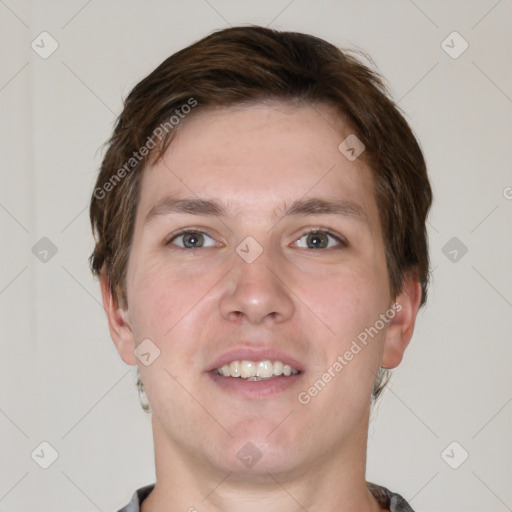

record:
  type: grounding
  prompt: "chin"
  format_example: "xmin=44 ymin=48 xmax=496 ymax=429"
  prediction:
xmin=220 ymin=445 xmax=302 ymax=482
xmin=216 ymin=422 xmax=305 ymax=476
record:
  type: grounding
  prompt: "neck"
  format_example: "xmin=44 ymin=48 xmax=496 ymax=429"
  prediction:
xmin=141 ymin=412 xmax=383 ymax=512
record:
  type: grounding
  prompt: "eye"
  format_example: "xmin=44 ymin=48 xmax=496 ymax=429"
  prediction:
xmin=294 ymin=229 xmax=347 ymax=250
xmin=167 ymin=230 xmax=218 ymax=249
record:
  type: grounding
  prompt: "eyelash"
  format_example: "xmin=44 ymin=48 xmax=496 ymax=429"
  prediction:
xmin=165 ymin=227 xmax=348 ymax=251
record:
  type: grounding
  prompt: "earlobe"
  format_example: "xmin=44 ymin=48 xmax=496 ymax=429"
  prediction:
xmin=99 ymin=272 xmax=138 ymax=366
xmin=381 ymin=275 xmax=422 ymax=369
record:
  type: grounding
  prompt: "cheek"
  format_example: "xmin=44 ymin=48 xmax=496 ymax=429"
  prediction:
xmin=127 ymin=258 xmax=181 ymax=340
xmin=307 ymin=260 xmax=389 ymax=331
xmin=301 ymin=276 xmax=389 ymax=418
xmin=300 ymin=262 xmax=390 ymax=401
xmin=127 ymin=255 xmax=220 ymax=347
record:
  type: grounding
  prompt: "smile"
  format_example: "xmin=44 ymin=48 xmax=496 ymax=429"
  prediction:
xmin=215 ymin=360 xmax=300 ymax=380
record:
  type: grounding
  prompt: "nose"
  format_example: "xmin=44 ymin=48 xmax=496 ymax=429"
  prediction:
xmin=218 ymin=241 xmax=295 ymax=326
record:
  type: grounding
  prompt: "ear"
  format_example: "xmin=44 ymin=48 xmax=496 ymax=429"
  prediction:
xmin=99 ymin=271 xmax=138 ymax=366
xmin=381 ymin=273 xmax=422 ymax=369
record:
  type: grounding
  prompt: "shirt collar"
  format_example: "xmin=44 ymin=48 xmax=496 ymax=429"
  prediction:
xmin=117 ymin=482 xmax=415 ymax=512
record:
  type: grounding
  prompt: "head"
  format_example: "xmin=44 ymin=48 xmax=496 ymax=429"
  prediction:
xmin=89 ymin=26 xmax=431 ymax=477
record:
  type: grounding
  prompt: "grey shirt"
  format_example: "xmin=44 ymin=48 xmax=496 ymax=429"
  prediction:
xmin=117 ymin=482 xmax=415 ymax=511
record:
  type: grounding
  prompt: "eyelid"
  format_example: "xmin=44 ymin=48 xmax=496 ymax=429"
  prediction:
xmin=293 ymin=227 xmax=348 ymax=249
xmin=165 ymin=226 xmax=348 ymax=250
xmin=165 ymin=227 xmax=220 ymax=247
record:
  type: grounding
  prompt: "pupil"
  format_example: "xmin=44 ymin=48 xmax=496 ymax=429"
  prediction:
xmin=309 ymin=233 xmax=326 ymax=249
xmin=184 ymin=232 xmax=202 ymax=248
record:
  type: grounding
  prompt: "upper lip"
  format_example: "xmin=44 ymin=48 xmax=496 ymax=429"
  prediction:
xmin=206 ymin=347 xmax=304 ymax=373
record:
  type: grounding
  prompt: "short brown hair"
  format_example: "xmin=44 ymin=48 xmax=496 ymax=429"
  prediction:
xmin=89 ymin=25 xmax=432 ymax=404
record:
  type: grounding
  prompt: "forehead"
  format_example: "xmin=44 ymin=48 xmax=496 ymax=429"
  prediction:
xmin=137 ymin=102 xmax=379 ymax=227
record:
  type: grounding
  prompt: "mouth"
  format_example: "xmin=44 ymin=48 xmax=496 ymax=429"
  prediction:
xmin=213 ymin=359 xmax=300 ymax=380
xmin=206 ymin=349 xmax=304 ymax=398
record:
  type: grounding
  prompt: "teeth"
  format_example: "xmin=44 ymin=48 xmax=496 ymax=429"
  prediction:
xmin=273 ymin=360 xmax=284 ymax=376
xmin=229 ymin=361 xmax=241 ymax=377
xmin=256 ymin=360 xmax=273 ymax=378
xmin=220 ymin=364 xmax=230 ymax=376
xmin=240 ymin=360 xmax=257 ymax=378
xmin=216 ymin=360 xmax=299 ymax=379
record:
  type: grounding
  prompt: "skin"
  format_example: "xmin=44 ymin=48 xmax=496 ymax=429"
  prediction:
xmin=100 ymin=102 xmax=422 ymax=512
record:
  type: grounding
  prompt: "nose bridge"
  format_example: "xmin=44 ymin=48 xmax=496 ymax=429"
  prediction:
xmin=219 ymin=235 xmax=294 ymax=324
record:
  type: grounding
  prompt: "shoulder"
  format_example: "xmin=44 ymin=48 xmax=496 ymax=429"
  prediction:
xmin=367 ymin=481 xmax=416 ymax=512
xmin=116 ymin=484 xmax=155 ymax=512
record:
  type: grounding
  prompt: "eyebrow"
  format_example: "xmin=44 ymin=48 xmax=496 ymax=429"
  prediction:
xmin=144 ymin=196 xmax=369 ymax=225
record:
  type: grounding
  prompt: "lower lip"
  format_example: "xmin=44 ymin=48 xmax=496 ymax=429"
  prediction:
xmin=207 ymin=371 xmax=303 ymax=398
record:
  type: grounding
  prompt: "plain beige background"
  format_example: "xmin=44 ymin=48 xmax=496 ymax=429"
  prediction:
xmin=0 ymin=1 xmax=511 ymax=511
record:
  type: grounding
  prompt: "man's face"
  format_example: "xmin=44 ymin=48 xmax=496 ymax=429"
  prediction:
xmin=117 ymin=102 xmax=397 ymax=477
